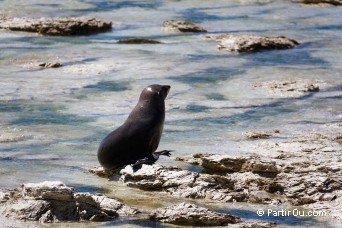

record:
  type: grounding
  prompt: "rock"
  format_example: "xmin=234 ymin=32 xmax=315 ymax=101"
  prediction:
xmin=305 ymin=191 xmax=342 ymax=219
xmin=208 ymin=34 xmax=298 ymax=53
xmin=175 ymin=155 xmax=202 ymax=165
xmin=252 ymin=79 xmax=321 ymax=97
xmin=0 ymin=17 xmax=112 ymax=35
xmin=200 ymin=154 xmax=280 ymax=175
xmin=175 ymin=141 xmax=341 ymax=211
xmin=0 ymin=181 xmax=139 ymax=223
xmin=335 ymin=136 xmax=342 ymax=144
xmin=119 ymin=164 xmax=243 ymax=202
xmin=97 ymin=129 xmax=342 ymax=220
xmin=73 ymin=193 xmax=139 ymax=216
xmin=230 ymin=221 xmax=277 ymax=228
xmin=161 ymin=19 xmax=207 ymax=33
xmin=89 ymin=166 xmax=120 ymax=178
xmin=318 ymin=193 xmax=337 ymax=201
xmin=201 ymin=155 xmax=247 ymax=173
xmin=291 ymin=0 xmax=342 ymax=6
xmin=242 ymin=160 xmax=280 ymax=174
xmin=117 ymin=38 xmax=161 ymax=44
xmin=22 ymin=181 xmax=74 ymax=201
xmin=0 ymin=128 xmax=32 ymax=143
xmin=7 ymin=199 xmax=54 ymax=222
xmin=38 ymin=62 xmax=62 ymax=68
xmin=248 ymin=191 xmax=276 ymax=204
xmin=149 ymin=202 xmax=241 ymax=225
xmin=245 ymin=131 xmax=273 ymax=139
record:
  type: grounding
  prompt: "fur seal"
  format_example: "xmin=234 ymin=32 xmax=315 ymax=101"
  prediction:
xmin=97 ymin=84 xmax=171 ymax=171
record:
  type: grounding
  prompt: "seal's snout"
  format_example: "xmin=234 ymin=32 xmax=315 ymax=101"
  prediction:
xmin=162 ymin=85 xmax=171 ymax=97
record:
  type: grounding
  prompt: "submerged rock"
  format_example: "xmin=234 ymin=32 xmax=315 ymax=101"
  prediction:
xmin=0 ymin=181 xmax=139 ymax=223
xmin=230 ymin=221 xmax=277 ymax=228
xmin=0 ymin=130 xmax=32 ymax=143
xmin=161 ymin=19 xmax=207 ymax=33
xmin=150 ymin=202 xmax=241 ymax=226
xmin=117 ymin=38 xmax=161 ymax=44
xmin=252 ymin=79 xmax=321 ymax=97
xmin=245 ymin=131 xmax=274 ymax=139
xmin=38 ymin=62 xmax=63 ymax=68
xmin=0 ymin=17 xmax=112 ymax=35
xmin=291 ymin=0 xmax=342 ymax=6
xmin=208 ymin=34 xmax=298 ymax=53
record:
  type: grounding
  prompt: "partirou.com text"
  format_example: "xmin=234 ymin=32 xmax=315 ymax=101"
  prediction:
xmin=257 ymin=208 xmax=327 ymax=217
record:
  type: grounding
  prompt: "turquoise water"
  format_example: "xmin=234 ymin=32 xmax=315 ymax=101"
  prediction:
xmin=0 ymin=0 xmax=341 ymax=227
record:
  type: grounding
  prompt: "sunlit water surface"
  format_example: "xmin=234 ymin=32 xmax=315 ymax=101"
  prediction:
xmin=0 ymin=0 xmax=341 ymax=227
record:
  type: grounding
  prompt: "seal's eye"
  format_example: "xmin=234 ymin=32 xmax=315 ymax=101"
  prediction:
xmin=147 ymin=87 xmax=153 ymax=92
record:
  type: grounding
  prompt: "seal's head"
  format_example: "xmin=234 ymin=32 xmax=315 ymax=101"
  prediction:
xmin=139 ymin=84 xmax=171 ymax=102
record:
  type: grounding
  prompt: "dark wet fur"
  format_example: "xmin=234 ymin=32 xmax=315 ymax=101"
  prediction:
xmin=97 ymin=85 xmax=171 ymax=170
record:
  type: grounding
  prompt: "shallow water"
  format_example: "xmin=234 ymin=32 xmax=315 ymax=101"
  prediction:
xmin=0 ymin=0 xmax=341 ymax=227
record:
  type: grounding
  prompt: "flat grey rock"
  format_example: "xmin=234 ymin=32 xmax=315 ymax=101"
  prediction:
xmin=208 ymin=34 xmax=298 ymax=53
xmin=149 ymin=202 xmax=241 ymax=226
xmin=119 ymin=164 xmax=242 ymax=202
xmin=0 ymin=181 xmax=139 ymax=223
xmin=252 ymin=79 xmax=320 ymax=97
xmin=0 ymin=17 xmax=112 ymax=35
xmin=161 ymin=19 xmax=207 ymax=33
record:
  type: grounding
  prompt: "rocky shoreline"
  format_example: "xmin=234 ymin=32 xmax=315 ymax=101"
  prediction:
xmin=87 ymin=123 xmax=341 ymax=223
xmin=0 ymin=182 xmax=276 ymax=227
xmin=0 ymin=181 xmax=139 ymax=223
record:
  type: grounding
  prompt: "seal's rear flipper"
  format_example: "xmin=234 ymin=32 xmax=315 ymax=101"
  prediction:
xmin=132 ymin=157 xmax=155 ymax=172
xmin=153 ymin=150 xmax=173 ymax=158
xmin=132 ymin=150 xmax=174 ymax=172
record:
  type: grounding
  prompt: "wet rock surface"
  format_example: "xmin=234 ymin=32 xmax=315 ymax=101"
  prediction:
xmin=0 ymin=17 xmax=112 ymax=35
xmin=0 ymin=181 xmax=277 ymax=226
xmin=161 ymin=19 xmax=207 ymax=33
xmin=119 ymin=164 xmax=246 ymax=202
xmin=0 ymin=181 xmax=139 ymax=223
xmin=183 ymin=130 xmax=342 ymax=218
xmin=291 ymin=0 xmax=342 ymax=6
xmin=89 ymin=166 xmax=120 ymax=178
xmin=89 ymin=127 xmax=342 ymax=220
xmin=200 ymin=154 xmax=280 ymax=175
xmin=149 ymin=202 xmax=241 ymax=226
xmin=207 ymin=34 xmax=298 ymax=53
xmin=252 ymin=79 xmax=321 ymax=97
xmin=117 ymin=38 xmax=161 ymax=44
